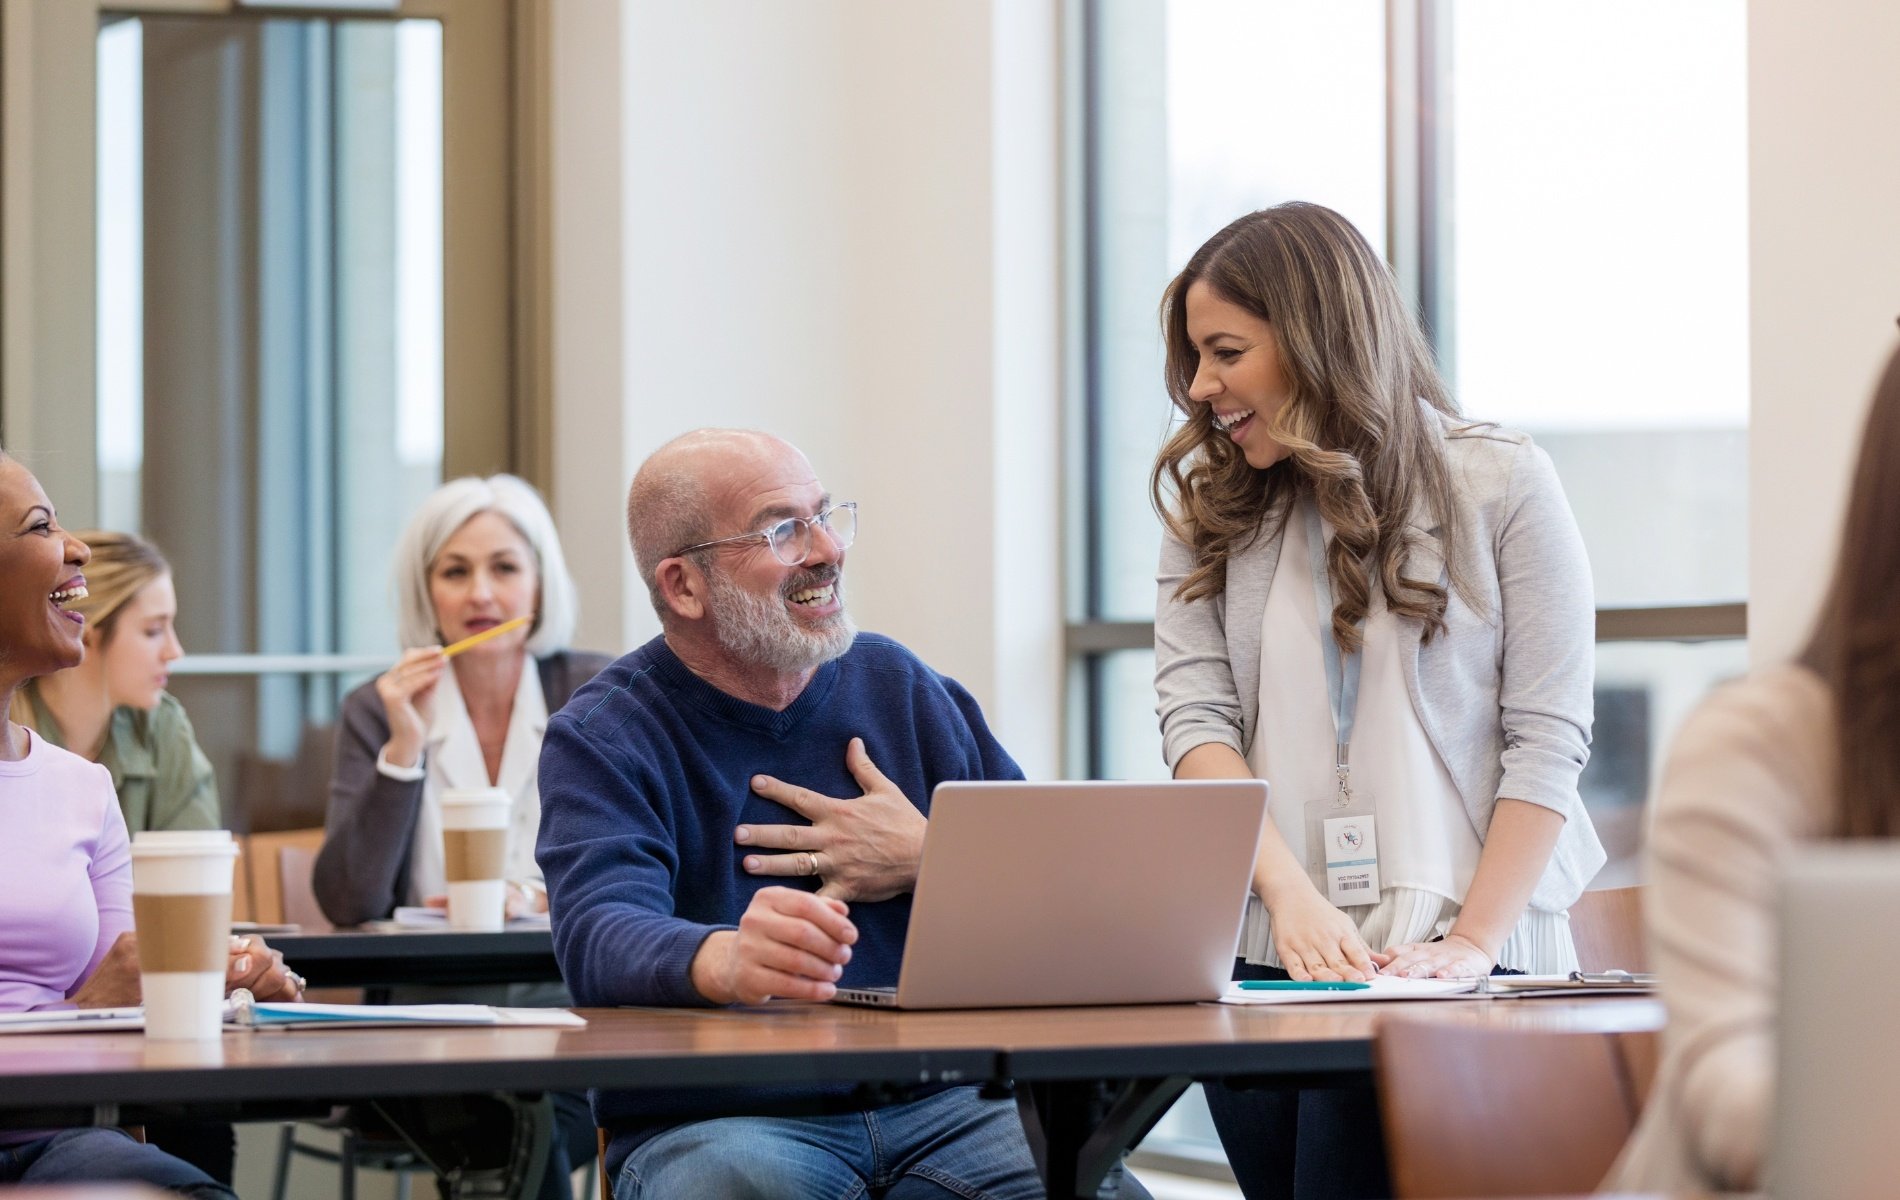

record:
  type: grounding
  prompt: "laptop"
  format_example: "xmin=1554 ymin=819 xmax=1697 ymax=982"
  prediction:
xmin=833 ymin=779 xmax=1267 ymax=1009
xmin=1770 ymin=843 xmax=1900 ymax=1199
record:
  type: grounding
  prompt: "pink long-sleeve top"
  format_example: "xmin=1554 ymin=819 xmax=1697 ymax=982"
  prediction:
xmin=0 ymin=729 xmax=133 ymax=1012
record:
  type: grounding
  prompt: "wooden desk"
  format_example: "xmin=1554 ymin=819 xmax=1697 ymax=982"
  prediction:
xmin=271 ymin=929 xmax=561 ymax=988
xmin=0 ymin=997 xmax=1662 ymax=1199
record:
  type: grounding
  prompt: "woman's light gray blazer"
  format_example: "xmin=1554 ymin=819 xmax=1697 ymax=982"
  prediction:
xmin=1154 ymin=416 xmax=1605 ymax=912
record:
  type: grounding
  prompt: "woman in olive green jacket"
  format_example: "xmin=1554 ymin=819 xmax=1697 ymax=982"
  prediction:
xmin=12 ymin=530 xmax=218 ymax=832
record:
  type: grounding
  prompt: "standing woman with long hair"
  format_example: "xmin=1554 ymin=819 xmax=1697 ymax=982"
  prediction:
xmin=1151 ymin=203 xmax=1604 ymax=1198
xmin=1608 ymin=345 xmax=1900 ymax=1192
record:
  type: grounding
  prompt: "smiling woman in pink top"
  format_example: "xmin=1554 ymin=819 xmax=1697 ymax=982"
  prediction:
xmin=0 ymin=449 xmax=292 ymax=1196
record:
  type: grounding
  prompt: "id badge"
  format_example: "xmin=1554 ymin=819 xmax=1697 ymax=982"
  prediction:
xmin=1303 ymin=788 xmax=1381 ymax=907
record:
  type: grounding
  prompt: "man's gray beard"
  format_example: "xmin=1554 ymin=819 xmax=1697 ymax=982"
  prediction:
xmin=706 ymin=569 xmax=856 ymax=675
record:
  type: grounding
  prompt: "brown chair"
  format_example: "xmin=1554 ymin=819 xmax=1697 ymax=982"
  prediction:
xmin=598 ymin=1128 xmax=611 ymax=1200
xmin=1375 ymin=1020 xmax=1648 ymax=1198
xmin=1568 ymin=885 xmax=1647 ymax=974
xmin=278 ymin=842 xmax=331 ymax=933
xmin=231 ymin=835 xmax=257 ymax=924
xmin=240 ymin=827 xmax=328 ymax=929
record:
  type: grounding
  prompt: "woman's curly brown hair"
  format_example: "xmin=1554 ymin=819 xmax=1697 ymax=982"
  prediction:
xmin=1150 ymin=202 xmax=1472 ymax=651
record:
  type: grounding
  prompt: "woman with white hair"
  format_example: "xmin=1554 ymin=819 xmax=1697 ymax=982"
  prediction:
xmin=315 ymin=474 xmax=608 ymax=928
xmin=313 ymin=475 xmax=607 ymax=1200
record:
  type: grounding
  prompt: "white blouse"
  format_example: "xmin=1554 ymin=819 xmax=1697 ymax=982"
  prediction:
xmin=1240 ymin=506 xmax=1575 ymax=974
xmin=386 ymin=656 xmax=549 ymax=906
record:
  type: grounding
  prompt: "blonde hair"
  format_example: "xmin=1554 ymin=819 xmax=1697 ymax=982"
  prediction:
xmin=1151 ymin=202 xmax=1469 ymax=650
xmin=390 ymin=475 xmax=577 ymax=655
xmin=67 ymin=530 xmax=171 ymax=646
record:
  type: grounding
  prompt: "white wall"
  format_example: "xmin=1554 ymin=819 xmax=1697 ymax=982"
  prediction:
xmin=1747 ymin=0 xmax=1900 ymax=661
xmin=548 ymin=1 xmax=1066 ymax=778
xmin=548 ymin=0 xmax=639 ymax=655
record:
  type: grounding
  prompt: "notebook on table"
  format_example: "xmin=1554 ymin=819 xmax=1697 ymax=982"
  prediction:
xmin=832 ymin=779 xmax=1267 ymax=1010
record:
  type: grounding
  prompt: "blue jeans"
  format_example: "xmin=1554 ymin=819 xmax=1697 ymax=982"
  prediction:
xmin=615 ymin=1085 xmax=1149 ymax=1200
xmin=0 ymin=1128 xmax=235 ymax=1198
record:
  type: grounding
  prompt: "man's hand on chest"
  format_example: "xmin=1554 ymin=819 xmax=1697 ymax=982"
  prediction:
xmin=733 ymin=736 xmax=928 ymax=902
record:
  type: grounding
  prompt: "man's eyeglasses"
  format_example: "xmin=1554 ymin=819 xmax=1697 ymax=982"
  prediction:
xmin=673 ymin=502 xmax=859 ymax=566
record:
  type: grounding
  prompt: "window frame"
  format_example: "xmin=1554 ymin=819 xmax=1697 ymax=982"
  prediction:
xmin=0 ymin=0 xmax=522 ymax=514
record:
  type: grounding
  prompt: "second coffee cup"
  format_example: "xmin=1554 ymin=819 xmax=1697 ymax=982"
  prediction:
xmin=441 ymin=788 xmax=511 ymax=931
xmin=130 ymin=829 xmax=238 ymax=1040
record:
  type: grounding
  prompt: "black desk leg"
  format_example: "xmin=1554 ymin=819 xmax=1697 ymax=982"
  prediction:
xmin=368 ymin=1091 xmax=554 ymax=1200
xmin=1013 ymin=1076 xmax=1192 ymax=1200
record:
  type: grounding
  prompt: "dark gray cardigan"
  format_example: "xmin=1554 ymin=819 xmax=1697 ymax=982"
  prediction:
xmin=312 ymin=650 xmax=612 ymax=927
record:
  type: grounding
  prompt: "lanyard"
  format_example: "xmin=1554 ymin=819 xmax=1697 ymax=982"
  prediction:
xmin=1303 ymin=497 xmax=1364 ymax=803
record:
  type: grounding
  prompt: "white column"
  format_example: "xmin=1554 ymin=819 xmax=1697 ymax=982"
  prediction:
xmin=1747 ymin=0 xmax=1900 ymax=662
xmin=549 ymin=0 xmax=641 ymax=654
xmin=600 ymin=0 xmax=1065 ymax=775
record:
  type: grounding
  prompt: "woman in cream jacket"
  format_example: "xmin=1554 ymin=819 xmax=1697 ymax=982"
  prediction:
xmin=1609 ymin=345 xmax=1900 ymax=1191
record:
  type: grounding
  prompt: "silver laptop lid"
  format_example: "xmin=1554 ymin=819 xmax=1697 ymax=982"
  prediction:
xmin=1770 ymin=842 xmax=1900 ymax=1199
xmin=892 ymin=779 xmax=1267 ymax=1009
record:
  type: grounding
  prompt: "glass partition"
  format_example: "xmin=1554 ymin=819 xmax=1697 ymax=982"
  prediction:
xmin=95 ymin=13 xmax=446 ymax=828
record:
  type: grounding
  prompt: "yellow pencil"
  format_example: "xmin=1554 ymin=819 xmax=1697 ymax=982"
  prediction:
xmin=440 ymin=615 xmax=530 ymax=659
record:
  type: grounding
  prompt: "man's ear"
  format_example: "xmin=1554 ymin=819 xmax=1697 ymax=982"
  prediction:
xmin=656 ymin=557 xmax=709 ymax=623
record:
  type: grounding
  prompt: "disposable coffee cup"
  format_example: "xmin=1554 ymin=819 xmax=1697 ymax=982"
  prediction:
xmin=441 ymin=788 xmax=511 ymax=931
xmin=130 ymin=830 xmax=237 ymax=1040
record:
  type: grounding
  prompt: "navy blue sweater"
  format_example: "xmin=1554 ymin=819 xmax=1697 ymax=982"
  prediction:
xmin=535 ymin=633 xmax=1022 ymax=1156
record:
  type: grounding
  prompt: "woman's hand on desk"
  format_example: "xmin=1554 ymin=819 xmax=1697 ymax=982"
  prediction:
xmin=69 ymin=932 xmax=143 ymax=1008
xmin=1264 ymin=880 xmax=1378 ymax=982
xmin=228 ymin=934 xmax=304 ymax=1001
xmin=690 ymin=887 xmax=858 ymax=1006
xmin=1376 ymin=933 xmax=1493 ymax=980
xmin=69 ymin=932 xmax=305 ymax=1007
xmin=375 ymin=646 xmax=446 ymax=767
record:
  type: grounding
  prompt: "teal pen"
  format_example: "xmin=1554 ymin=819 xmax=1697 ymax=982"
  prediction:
xmin=1237 ymin=979 xmax=1371 ymax=991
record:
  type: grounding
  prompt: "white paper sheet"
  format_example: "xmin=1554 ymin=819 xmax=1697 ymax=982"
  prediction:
xmin=0 ymin=1005 xmax=145 ymax=1033
xmin=376 ymin=907 xmax=552 ymax=931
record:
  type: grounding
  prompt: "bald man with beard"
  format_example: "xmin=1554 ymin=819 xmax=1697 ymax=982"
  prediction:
xmin=537 ymin=431 xmax=1152 ymax=1200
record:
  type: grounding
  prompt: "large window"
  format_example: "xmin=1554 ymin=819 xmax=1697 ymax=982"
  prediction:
xmin=96 ymin=14 xmax=448 ymax=829
xmin=1071 ymin=0 xmax=1747 ymax=799
xmin=1449 ymin=1 xmax=1749 ymax=610
xmin=1073 ymin=2 xmax=1748 ymax=1167
xmin=25 ymin=0 xmax=519 ymax=835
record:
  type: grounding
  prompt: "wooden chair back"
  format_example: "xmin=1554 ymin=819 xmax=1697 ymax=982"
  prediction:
xmin=1375 ymin=1019 xmax=1646 ymax=1198
xmin=279 ymin=842 xmax=330 ymax=932
xmin=1568 ymin=885 xmax=1647 ymax=974
xmin=238 ymin=827 xmax=328 ymax=928
xmin=231 ymin=835 xmax=256 ymax=923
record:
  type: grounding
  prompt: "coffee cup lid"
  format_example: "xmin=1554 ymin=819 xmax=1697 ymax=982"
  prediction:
xmin=131 ymin=829 xmax=237 ymax=857
xmin=442 ymin=788 xmax=510 ymax=805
